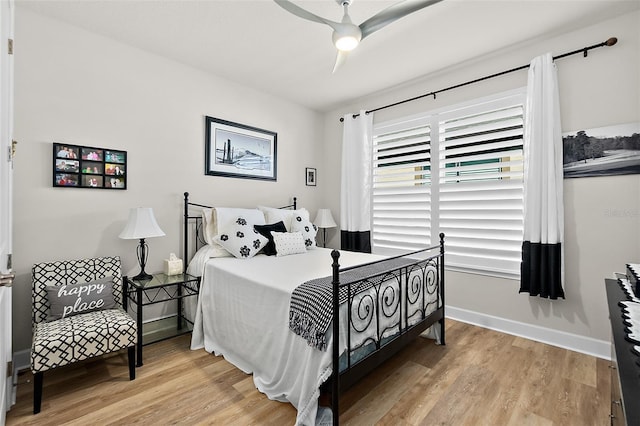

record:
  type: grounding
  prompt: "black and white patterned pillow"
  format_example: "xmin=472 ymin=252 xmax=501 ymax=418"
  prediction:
xmin=290 ymin=215 xmax=318 ymax=249
xmin=214 ymin=217 xmax=268 ymax=259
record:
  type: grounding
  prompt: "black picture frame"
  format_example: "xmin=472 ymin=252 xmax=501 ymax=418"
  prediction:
xmin=305 ymin=167 xmax=317 ymax=186
xmin=53 ymin=143 xmax=127 ymax=190
xmin=205 ymin=116 xmax=277 ymax=181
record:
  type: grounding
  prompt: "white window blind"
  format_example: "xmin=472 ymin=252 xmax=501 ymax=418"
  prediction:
xmin=371 ymin=89 xmax=525 ymax=278
xmin=439 ymin=98 xmax=524 ymax=276
xmin=372 ymin=116 xmax=432 ymax=253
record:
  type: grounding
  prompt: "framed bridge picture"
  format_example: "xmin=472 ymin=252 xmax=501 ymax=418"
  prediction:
xmin=205 ymin=116 xmax=277 ymax=181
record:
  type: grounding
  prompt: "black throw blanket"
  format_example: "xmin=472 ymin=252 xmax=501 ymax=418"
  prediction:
xmin=289 ymin=256 xmax=416 ymax=351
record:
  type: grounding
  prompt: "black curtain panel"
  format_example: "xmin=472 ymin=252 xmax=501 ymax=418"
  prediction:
xmin=520 ymin=242 xmax=564 ymax=299
xmin=340 ymin=230 xmax=371 ymax=253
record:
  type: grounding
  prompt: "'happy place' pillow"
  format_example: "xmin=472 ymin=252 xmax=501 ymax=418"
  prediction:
xmin=46 ymin=276 xmax=117 ymax=321
xmin=215 ymin=217 xmax=269 ymax=259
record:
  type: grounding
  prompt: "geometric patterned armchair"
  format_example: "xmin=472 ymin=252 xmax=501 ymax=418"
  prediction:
xmin=31 ymin=256 xmax=137 ymax=414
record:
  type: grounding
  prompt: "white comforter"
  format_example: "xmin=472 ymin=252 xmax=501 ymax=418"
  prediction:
xmin=190 ymin=248 xmax=385 ymax=426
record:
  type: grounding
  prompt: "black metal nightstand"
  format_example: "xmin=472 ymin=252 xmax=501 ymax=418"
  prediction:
xmin=123 ymin=272 xmax=200 ymax=366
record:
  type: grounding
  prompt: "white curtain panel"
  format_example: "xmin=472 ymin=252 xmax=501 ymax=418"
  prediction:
xmin=340 ymin=110 xmax=373 ymax=252
xmin=520 ymin=53 xmax=565 ymax=299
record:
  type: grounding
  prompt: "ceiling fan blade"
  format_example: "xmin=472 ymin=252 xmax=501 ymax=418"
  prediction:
xmin=274 ymin=0 xmax=340 ymax=30
xmin=332 ymin=50 xmax=349 ymax=73
xmin=359 ymin=0 xmax=443 ymax=40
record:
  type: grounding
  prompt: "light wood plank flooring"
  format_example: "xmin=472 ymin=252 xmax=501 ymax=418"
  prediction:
xmin=6 ymin=319 xmax=611 ymax=425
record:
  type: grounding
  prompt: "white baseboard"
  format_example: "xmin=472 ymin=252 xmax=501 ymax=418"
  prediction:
xmin=13 ymin=349 xmax=30 ymax=373
xmin=446 ymin=306 xmax=611 ymax=360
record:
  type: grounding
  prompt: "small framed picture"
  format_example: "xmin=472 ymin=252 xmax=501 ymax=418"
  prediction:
xmin=81 ymin=175 xmax=103 ymax=188
xmin=105 ymin=163 xmax=125 ymax=176
xmin=54 ymin=144 xmax=79 ymax=160
xmin=82 ymin=161 xmax=103 ymax=174
xmin=55 ymin=159 xmax=79 ymax=173
xmin=106 ymin=177 xmax=125 ymax=188
xmin=105 ymin=150 xmax=125 ymax=163
xmin=81 ymin=148 xmax=103 ymax=161
xmin=305 ymin=167 xmax=317 ymax=186
xmin=55 ymin=173 xmax=78 ymax=187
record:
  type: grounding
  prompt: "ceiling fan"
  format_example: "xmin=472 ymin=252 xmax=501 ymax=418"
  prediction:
xmin=274 ymin=0 xmax=443 ymax=72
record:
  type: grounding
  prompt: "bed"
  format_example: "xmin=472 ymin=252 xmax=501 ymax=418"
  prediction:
xmin=182 ymin=192 xmax=445 ymax=425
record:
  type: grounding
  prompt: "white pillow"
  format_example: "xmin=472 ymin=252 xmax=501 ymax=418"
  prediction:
xmin=201 ymin=208 xmax=215 ymax=245
xmin=201 ymin=207 xmax=265 ymax=255
xmin=272 ymin=231 xmax=307 ymax=257
xmin=258 ymin=206 xmax=309 ymax=231
xmin=215 ymin=217 xmax=269 ymax=259
xmin=290 ymin=215 xmax=318 ymax=249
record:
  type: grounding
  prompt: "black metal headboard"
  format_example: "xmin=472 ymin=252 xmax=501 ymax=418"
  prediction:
xmin=182 ymin=192 xmax=297 ymax=271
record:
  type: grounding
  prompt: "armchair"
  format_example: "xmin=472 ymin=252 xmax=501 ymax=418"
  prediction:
xmin=30 ymin=256 xmax=136 ymax=414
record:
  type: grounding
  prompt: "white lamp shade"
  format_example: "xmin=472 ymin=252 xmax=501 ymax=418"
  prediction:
xmin=314 ymin=209 xmax=337 ymax=229
xmin=119 ymin=207 xmax=165 ymax=239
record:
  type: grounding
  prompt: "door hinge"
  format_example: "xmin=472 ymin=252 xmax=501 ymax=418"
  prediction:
xmin=6 ymin=361 xmax=12 ymax=378
xmin=7 ymin=39 xmax=13 ymax=55
xmin=6 ymin=253 xmax=12 ymax=270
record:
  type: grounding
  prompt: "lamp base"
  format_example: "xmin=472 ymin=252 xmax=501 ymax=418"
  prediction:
xmin=132 ymin=238 xmax=153 ymax=281
xmin=132 ymin=271 xmax=153 ymax=281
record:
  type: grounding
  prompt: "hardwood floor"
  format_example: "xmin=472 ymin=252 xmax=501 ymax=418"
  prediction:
xmin=6 ymin=319 xmax=611 ymax=425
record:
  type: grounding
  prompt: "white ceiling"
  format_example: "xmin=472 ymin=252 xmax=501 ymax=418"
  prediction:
xmin=17 ymin=0 xmax=640 ymax=112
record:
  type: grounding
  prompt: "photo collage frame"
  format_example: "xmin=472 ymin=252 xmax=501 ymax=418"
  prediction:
xmin=53 ymin=143 xmax=127 ymax=189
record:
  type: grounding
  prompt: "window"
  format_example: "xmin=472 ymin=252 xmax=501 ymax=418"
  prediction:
xmin=372 ymin=89 xmax=525 ymax=278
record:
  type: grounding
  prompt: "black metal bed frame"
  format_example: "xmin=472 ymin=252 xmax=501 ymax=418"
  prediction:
xmin=182 ymin=192 xmax=445 ymax=425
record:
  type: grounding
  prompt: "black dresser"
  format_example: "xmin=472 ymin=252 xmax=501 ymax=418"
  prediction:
xmin=605 ymin=278 xmax=640 ymax=425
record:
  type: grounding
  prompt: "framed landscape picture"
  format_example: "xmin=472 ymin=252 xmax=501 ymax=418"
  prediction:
xmin=563 ymin=122 xmax=640 ymax=178
xmin=204 ymin=116 xmax=277 ymax=181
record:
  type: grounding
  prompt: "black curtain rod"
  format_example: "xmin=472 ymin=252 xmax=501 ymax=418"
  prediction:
xmin=339 ymin=36 xmax=618 ymax=122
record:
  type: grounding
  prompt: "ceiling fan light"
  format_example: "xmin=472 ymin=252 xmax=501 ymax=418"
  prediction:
xmin=335 ymin=35 xmax=359 ymax=51
xmin=332 ymin=24 xmax=362 ymax=52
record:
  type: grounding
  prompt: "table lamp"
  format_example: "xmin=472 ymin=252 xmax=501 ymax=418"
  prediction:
xmin=119 ymin=207 xmax=165 ymax=280
xmin=313 ymin=208 xmax=337 ymax=248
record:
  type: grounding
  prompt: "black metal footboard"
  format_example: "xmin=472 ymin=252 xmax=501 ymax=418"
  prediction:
xmin=328 ymin=234 xmax=445 ymax=425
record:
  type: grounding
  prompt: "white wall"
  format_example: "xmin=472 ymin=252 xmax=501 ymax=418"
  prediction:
xmin=323 ymin=11 xmax=640 ymax=354
xmin=11 ymin=7 xmax=325 ymax=353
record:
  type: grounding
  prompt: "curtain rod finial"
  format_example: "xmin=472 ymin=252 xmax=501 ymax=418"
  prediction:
xmin=606 ymin=37 xmax=618 ymax=47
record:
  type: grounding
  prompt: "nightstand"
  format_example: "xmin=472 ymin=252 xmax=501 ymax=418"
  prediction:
xmin=123 ymin=272 xmax=200 ymax=366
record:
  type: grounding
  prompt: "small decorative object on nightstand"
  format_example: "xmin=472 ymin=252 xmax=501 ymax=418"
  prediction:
xmin=164 ymin=253 xmax=183 ymax=276
xmin=119 ymin=207 xmax=165 ymax=281
xmin=314 ymin=208 xmax=337 ymax=248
